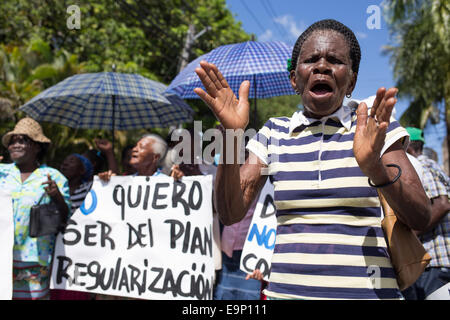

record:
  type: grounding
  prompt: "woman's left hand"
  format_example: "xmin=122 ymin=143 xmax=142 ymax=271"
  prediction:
xmin=42 ymin=173 xmax=70 ymax=219
xmin=245 ymin=269 xmax=264 ymax=281
xmin=42 ymin=173 xmax=61 ymax=197
xmin=170 ymin=164 xmax=184 ymax=180
xmin=353 ymin=87 xmax=398 ymax=180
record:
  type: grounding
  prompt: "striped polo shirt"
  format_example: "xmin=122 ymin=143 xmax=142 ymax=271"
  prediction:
xmin=246 ymin=104 xmax=408 ymax=300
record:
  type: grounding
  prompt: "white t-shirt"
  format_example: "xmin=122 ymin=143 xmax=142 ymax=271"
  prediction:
xmin=407 ymin=153 xmax=425 ymax=185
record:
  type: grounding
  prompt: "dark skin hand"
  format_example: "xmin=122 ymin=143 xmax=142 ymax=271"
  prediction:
xmin=95 ymin=138 xmax=119 ymax=174
xmin=406 ymin=147 xmax=450 ymax=235
xmin=415 ymin=195 xmax=450 ymax=236
xmin=41 ymin=173 xmax=69 ymax=220
xmin=354 ymin=88 xmax=431 ymax=230
xmin=194 ymin=30 xmax=431 ymax=229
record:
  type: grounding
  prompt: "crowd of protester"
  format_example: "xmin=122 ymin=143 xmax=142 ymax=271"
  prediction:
xmin=0 ymin=18 xmax=448 ymax=300
xmin=0 ymin=115 xmax=448 ymax=300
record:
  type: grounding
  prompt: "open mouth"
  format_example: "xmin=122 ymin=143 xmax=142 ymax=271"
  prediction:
xmin=130 ymin=153 xmax=139 ymax=162
xmin=310 ymin=83 xmax=333 ymax=96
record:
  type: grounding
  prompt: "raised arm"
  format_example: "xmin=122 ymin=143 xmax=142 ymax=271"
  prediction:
xmin=194 ymin=61 xmax=267 ymax=225
xmin=214 ymin=148 xmax=268 ymax=225
xmin=354 ymin=87 xmax=431 ymax=230
xmin=95 ymin=138 xmax=119 ymax=174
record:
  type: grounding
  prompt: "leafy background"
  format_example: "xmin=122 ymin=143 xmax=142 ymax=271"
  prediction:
xmin=0 ymin=0 xmax=300 ymax=170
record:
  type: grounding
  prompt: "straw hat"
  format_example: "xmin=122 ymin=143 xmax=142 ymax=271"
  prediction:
xmin=2 ymin=117 xmax=51 ymax=148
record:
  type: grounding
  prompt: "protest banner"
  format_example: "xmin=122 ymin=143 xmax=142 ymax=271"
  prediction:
xmin=426 ymin=282 xmax=450 ymax=300
xmin=0 ymin=190 xmax=13 ymax=300
xmin=240 ymin=180 xmax=276 ymax=281
xmin=51 ymin=175 xmax=214 ymax=300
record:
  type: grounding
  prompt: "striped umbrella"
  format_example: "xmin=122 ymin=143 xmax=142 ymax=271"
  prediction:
xmin=20 ymin=72 xmax=193 ymax=131
xmin=166 ymin=41 xmax=295 ymax=99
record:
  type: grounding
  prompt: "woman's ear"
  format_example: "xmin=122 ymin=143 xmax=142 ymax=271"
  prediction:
xmin=346 ymin=72 xmax=358 ymax=96
xmin=290 ymin=70 xmax=298 ymax=92
xmin=154 ymin=153 xmax=161 ymax=165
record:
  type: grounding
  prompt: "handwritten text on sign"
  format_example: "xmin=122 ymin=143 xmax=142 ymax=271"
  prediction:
xmin=51 ymin=175 xmax=214 ymax=300
xmin=240 ymin=181 xmax=276 ymax=281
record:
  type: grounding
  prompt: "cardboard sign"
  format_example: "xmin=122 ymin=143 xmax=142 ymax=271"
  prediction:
xmin=240 ymin=180 xmax=276 ymax=281
xmin=51 ymin=175 xmax=214 ymax=300
xmin=0 ymin=190 xmax=13 ymax=300
xmin=426 ymin=282 xmax=450 ymax=300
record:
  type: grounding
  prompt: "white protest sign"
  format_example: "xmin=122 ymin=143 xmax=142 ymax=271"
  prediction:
xmin=426 ymin=282 xmax=450 ymax=300
xmin=240 ymin=180 xmax=276 ymax=281
xmin=0 ymin=190 xmax=13 ymax=300
xmin=51 ymin=175 xmax=214 ymax=300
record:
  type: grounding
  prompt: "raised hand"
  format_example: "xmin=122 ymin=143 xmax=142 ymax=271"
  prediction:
xmin=170 ymin=164 xmax=184 ymax=181
xmin=98 ymin=170 xmax=115 ymax=182
xmin=194 ymin=61 xmax=250 ymax=130
xmin=95 ymin=138 xmax=113 ymax=155
xmin=42 ymin=173 xmax=61 ymax=198
xmin=353 ymin=87 xmax=398 ymax=178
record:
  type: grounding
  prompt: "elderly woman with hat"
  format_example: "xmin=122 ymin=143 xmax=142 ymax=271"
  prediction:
xmin=0 ymin=117 xmax=70 ymax=300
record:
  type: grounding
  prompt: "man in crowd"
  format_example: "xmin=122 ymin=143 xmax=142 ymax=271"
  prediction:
xmin=99 ymin=133 xmax=168 ymax=180
xmin=404 ymin=127 xmax=450 ymax=300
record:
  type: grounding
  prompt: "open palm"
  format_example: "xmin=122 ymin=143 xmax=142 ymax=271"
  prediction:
xmin=354 ymin=87 xmax=398 ymax=176
xmin=194 ymin=61 xmax=250 ymax=130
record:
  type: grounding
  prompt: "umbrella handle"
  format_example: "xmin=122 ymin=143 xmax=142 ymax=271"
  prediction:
xmin=111 ymin=94 xmax=116 ymax=153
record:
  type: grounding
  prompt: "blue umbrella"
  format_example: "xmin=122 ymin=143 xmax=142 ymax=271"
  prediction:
xmin=166 ymin=41 xmax=295 ymax=99
xmin=20 ymin=72 xmax=193 ymax=131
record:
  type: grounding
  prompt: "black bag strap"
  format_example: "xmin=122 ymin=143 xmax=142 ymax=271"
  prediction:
xmin=36 ymin=191 xmax=48 ymax=205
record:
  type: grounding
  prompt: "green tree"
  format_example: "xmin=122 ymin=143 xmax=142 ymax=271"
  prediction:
xmin=0 ymin=0 xmax=252 ymax=166
xmin=384 ymin=0 xmax=450 ymax=170
xmin=0 ymin=37 xmax=85 ymax=109
xmin=0 ymin=0 xmax=250 ymax=82
xmin=0 ymin=37 xmax=87 ymax=163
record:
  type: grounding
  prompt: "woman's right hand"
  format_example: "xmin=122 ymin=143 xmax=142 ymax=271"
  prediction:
xmin=245 ymin=269 xmax=264 ymax=281
xmin=94 ymin=138 xmax=113 ymax=155
xmin=170 ymin=164 xmax=184 ymax=181
xmin=98 ymin=170 xmax=115 ymax=182
xmin=194 ymin=61 xmax=250 ymax=130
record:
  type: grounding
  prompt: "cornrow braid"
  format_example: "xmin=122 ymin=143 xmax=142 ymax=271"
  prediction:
xmin=289 ymin=19 xmax=361 ymax=74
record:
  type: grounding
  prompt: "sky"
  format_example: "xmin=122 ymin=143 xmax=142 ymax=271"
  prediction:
xmin=225 ymin=0 xmax=447 ymax=164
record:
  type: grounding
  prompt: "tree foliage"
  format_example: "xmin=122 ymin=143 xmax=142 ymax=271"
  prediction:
xmin=384 ymin=0 xmax=448 ymax=110
xmin=0 ymin=0 xmax=254 ymax=167
xmin=0 ymin=0 xmax=251 ymax=81
xmin=0 ymin=0 xmax=300 ymax=168
xmin=384 ymin=0 xmax=450 ymax=170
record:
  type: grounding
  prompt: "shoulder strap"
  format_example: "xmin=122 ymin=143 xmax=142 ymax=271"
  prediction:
xmin=36 ymin=191 xmax=47 ymax=205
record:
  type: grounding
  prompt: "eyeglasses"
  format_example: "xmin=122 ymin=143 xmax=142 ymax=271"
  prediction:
xmin=8 ymin=135 xmax=32 ymax=146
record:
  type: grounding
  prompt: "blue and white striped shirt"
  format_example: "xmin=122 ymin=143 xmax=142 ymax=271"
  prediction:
xmin=247 ymin=104 xmax=408 ymax=300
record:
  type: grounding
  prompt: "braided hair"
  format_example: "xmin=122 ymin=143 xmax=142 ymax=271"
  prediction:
xmin=289 ymin=19 xmax=361 ymax=75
